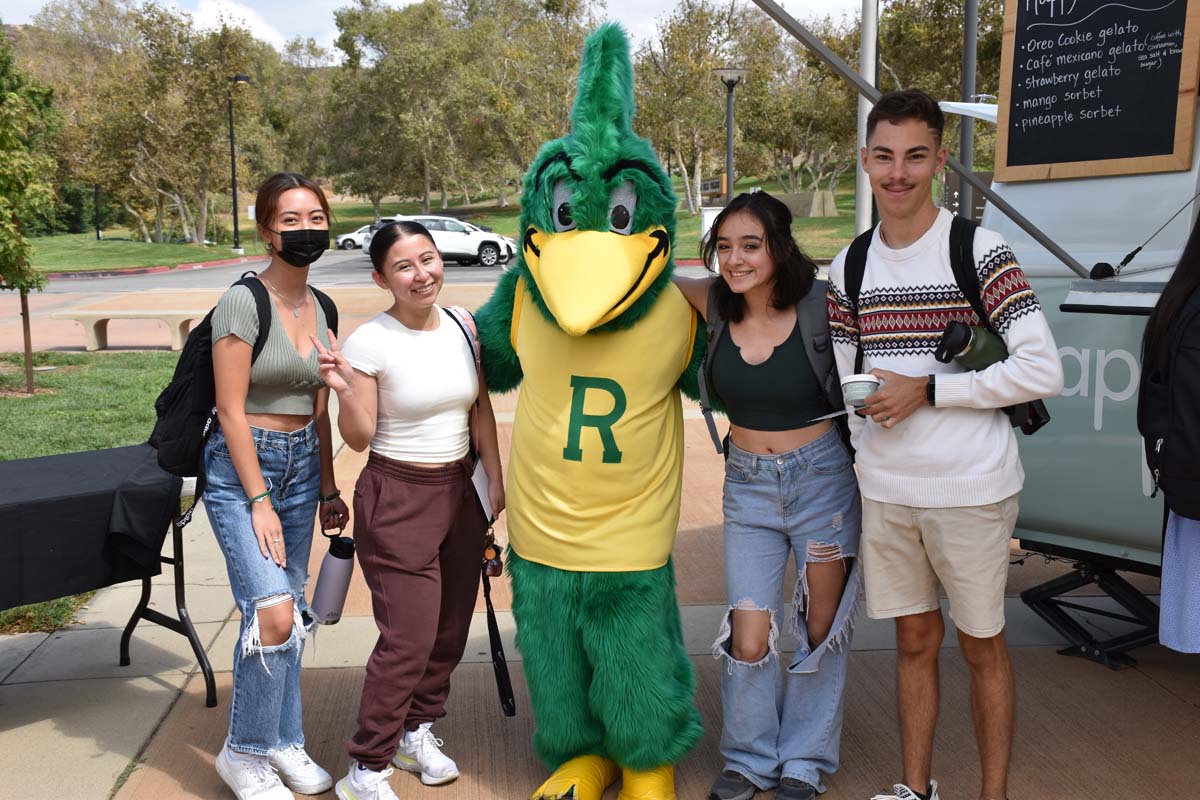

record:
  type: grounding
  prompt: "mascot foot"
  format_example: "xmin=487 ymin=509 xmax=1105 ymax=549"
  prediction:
xmin=617 ymin=765 xmax=676 ymax=800
xmin=531 ymin=755 xmax=620 ymax=800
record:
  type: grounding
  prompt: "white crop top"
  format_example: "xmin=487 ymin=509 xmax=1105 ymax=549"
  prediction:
xmin=340 ymin=307 xmax=478 ymax=463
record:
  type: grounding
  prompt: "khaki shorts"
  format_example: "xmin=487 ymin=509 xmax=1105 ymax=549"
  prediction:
xmin=860 ymin=494 xmax=1019 ymax=638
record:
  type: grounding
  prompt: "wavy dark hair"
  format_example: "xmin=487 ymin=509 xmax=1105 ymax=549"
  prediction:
xmin=368 ymin=220 xmax=438 ymax=272
xmin=1143 ymin=215 xmax=1200 ymax=369
xmin=700 ymin=191 xmax=817 ymax=323
xmin=867 ymin=89 xmax=945 ymax=145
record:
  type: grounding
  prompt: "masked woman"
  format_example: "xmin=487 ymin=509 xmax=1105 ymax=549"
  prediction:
xmin=206 ymin=172 xmax=347 ymax=800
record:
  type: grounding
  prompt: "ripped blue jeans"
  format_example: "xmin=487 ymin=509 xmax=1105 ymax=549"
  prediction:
xmin=716 ymin=426 xmax=862 ymax=791
xmin=204 ymin=422 xmax=319 ymax=756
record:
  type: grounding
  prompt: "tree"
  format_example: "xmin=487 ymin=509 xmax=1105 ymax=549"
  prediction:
xmin=636 ymin=0 xmax=738 ymax=214
xmin=0 ymin=20 xmax=58 ymax=393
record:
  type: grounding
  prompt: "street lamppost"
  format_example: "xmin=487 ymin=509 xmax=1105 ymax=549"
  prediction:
xmin=713 ymin=67 xmax=749 ymax=206
xmin=227 ymin=73 xmax=251 ymax=254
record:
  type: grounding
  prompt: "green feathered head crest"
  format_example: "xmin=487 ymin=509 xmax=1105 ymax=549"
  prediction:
xmin=514 ymin=23 xmax=678 ymax=336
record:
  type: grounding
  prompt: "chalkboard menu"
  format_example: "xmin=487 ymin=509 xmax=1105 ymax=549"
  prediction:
xmin=997 ymin=0 xmax=1200 ymax=181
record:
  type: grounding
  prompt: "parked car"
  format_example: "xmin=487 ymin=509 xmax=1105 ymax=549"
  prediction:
xmin=410 ymin=216 xmax=515 ymax=267
xmin=359 ymin=217 xmax=400 ymax=252
xmin=336 ymin=224 xmax=372 ymax=250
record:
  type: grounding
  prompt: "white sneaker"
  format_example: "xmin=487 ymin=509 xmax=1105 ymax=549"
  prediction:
xmin=268 ymin=744 xmax=333 ymax=794
xmin=392 ymin=723 xmax=460 ymax=785
xmin=870 ymin=779 xmax=941 ymax=800
xmin=215 ymin=741 xmax=294 ymax=800
xmin=335 ymin=764 xmax=399 ymax=800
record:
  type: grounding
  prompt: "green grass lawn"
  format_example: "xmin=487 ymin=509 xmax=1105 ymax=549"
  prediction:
xmin=0 ymin=351 xmax=179 ymax=634
xmin=30 ymin=176 xmax=857 ymax=272
xmin=28 ymin=233 xmax=250 ymax=274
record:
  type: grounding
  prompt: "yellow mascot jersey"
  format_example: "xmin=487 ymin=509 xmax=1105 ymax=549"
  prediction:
xmin=506 ymin=277 xmax=698 ymax=572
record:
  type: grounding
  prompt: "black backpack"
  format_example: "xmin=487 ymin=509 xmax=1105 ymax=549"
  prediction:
xmin=1138 ymin=285 xmax=1200 ymax=520
xmin=149 ymin=274 xmax=338 ymax=523
xmin=844 ymin=215 xmax=1048 ymax=435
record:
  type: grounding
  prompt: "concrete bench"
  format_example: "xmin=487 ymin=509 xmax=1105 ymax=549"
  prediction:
xmin=51 ymin=308 xmax=205 ymax=350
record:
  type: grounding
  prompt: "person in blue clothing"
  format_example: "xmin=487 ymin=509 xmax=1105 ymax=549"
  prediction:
xmin=1139 ymin=217 xmax=1200 ymax=654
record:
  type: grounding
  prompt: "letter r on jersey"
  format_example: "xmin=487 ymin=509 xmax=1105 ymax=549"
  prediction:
xmin=563 ymin=375 xmax=626 ymax=464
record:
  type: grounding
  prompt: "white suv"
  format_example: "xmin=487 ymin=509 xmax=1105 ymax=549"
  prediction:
xmin=410 ymin=216 xmax=515 ymax=267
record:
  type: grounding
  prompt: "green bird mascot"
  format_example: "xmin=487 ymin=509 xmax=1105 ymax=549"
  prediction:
xmin=475 ymin=23 xmax=705 ymax=800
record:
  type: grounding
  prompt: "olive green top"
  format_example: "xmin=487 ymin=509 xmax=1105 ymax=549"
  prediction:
xmin=210 ymin=283 xmax=330 ymax=415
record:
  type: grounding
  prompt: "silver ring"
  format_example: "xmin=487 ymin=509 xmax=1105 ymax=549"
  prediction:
xmin=272 ymin=538 xmax=282 ymax=542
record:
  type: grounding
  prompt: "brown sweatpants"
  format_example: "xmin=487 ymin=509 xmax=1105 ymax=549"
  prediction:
xmin=347 ymin=451 xmax=486 ymax=771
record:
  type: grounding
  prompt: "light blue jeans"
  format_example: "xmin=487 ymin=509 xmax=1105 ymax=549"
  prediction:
xmin=716 ymin=426 xmax=863 ymax=791
xmin=204 ymin=422 xmax=320 ymax=756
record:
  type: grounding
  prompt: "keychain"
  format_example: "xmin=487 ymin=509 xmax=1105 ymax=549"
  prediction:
xmin=483 ymin=527 xmax=503 ymax=577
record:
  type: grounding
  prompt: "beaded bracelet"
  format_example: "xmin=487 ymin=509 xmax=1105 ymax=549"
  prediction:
xmin=319 ymin=489 xmax=341 ymax=503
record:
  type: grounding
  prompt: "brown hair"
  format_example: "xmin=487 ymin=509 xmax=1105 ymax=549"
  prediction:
xmin=254 ymin=173 xmax=332 ymax=234
xmin=867 ymin=89 xmax=945 ymax=144
xmin=699 ymin=191 xmax=817 ymax=323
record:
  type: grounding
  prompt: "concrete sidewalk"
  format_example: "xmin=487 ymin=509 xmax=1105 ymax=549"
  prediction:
xmin=3 ymin=395 xmax=1197 ymax=798
xmin=2 ymin=284 xmax=1198 ymax=799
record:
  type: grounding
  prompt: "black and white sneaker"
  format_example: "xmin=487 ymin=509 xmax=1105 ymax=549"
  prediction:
xmin=870 ymin=779 xmax=940 ymax=800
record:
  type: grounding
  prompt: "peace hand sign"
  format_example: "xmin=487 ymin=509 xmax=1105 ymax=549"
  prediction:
xmin=311 ymin=329 xmax=355 ymax=395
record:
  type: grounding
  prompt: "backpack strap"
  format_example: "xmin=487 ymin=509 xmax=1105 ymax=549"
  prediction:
xmin=844 ymin=228 xmax=874 ymax=374
xmin=310 ymin=286 xmax=339 ymax=337
xmin=797 ymin=279 xmax=842 ymax=414
xmin=948 ymin=216 xmax=988 ymax=331
xmin=235 ymin=275 xmax=272 ymax=365
xmin=697 ymin=282 xmax=726 ymax=453
xmin=444 ymin=306 xmax=484 ymax=461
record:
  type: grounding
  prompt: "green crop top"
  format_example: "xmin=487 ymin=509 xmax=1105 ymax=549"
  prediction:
xmin=710 ymin=322 xmax=832 ymax=430
xmin=210 ymin=283 xmax=331 ymax=415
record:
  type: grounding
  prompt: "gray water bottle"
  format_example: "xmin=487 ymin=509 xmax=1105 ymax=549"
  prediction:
xmin=310 ymin=531 xmax=355 ymax=625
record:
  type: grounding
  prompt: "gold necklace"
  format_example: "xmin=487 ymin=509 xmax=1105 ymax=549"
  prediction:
xmin=259 ymin=275 xmax=307 ymax=318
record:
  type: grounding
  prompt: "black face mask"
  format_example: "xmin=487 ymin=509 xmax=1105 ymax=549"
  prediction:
xmin=270 ymin=228 xmax=329 ymax=268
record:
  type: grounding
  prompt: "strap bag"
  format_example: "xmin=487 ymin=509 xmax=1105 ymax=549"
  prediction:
xmin=843 ymin=216 xmax=1049 ymax=435
xmin=443 ymin=305 xmax=517 ymax=717
xmin=148 ymin=273 xmax=338 ymax=525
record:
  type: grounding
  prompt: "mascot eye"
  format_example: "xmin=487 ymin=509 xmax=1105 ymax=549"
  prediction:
xmin=551 ymin=180 xmax=576 ymax=232
xmin=608 ymin=180 xmax=637 ymax=235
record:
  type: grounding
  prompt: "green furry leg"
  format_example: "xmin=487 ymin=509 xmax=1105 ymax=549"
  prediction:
xmin=581 ymin=557 xmax=702 ymax=770
xmin=509 ymin=549 xmax=607 ymax=771
xmin=509 ymin=550 xmax=703 ymax=772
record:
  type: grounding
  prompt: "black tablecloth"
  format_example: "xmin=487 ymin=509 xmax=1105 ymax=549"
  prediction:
xmin=0 ymin=444 xmax=182 ymax=611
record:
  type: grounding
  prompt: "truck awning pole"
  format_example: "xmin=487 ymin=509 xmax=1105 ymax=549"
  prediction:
xmin=856 ymin=0 xmax=879 ymax=235
xmin=960 ymin=0 xmax=978 ymax=218
xmin=749 ymin=0 xmax=1089 ymax=278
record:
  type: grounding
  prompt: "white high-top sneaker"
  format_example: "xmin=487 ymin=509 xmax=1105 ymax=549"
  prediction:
xmin=335 ymin=763 xmax=399 ymax=800
xmin=392 ymin=723 xmax=460 ymax=785
xmin=268 ymin=744 xmax=333 ymax=794
xmin=215 ymin=741 xmax=294 ymax=800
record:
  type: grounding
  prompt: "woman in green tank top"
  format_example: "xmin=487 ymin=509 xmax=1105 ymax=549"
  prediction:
xmin=204 ymin=173 xmax=347 ymax=799
xmin=675 ymin=192 xmax=863 ymax=800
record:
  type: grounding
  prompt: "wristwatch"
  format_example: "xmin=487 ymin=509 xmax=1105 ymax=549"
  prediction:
xmin=926 ymin=374 xmax=936 ymax=407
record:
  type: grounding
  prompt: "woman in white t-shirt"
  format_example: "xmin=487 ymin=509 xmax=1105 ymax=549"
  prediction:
xmin=312 ymin=221 xmax=504 ymax=800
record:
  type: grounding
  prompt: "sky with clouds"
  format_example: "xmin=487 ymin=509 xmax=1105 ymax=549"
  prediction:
xmin=4 ymin=0 xmax=863 ymax=55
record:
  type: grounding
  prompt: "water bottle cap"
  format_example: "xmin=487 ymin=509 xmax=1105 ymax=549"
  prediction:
xmin=935 ymin=321 xmax=973 ymax=364
xmin=326 ymin=533 xmax=355 ymax=558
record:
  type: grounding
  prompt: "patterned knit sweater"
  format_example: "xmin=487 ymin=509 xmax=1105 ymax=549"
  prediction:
xmin=826 ymin=208 xmax=1064 ymax=508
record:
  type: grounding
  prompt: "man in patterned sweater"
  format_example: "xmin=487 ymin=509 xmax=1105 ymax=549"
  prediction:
xmin=826 ymin=90 xmax=1064 ymax=800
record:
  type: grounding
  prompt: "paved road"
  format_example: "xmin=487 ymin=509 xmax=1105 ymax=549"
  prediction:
xmin=41 ymin=249 xmax=715 ymax=294
xmin=40 ymin=249 xmax=510 ymax=294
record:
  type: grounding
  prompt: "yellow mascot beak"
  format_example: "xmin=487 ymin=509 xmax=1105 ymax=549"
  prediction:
xmin=523 ymin=226 xmax=671 ymax=336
